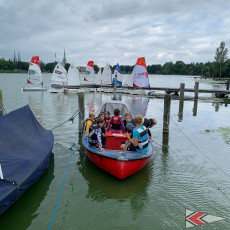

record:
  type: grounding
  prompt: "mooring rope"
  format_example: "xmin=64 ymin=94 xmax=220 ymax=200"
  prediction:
xmin=49 ymin=112 xmax=81 ymax=230
xmin=0 ymin=105 xmax=7 ymax=115
xmin=170 ymin=116 xmax=230 ymax=178
xmin=50 ymin=109 xmax=80 ymax=130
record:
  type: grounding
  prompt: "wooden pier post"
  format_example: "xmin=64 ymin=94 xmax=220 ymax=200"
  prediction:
xmin=178 ymin=101 xmax=184 ymax=122
xmin=163 ymin=94 xmax=171 ymax=133
xmin=0 ymin=90 xmax=3 ymax=117
xmin=112 ymin=74 xmax=118 ymax=100
xmin=179 ymin=83 xmax=185 ymax=103
xmin=226 ymin=80 xmax=230 ymax=90
xmin=194 ymin=82 xmax=199 ymax=99
xmin=78 ymin=92 xmax=85 ymax=133
xmin=193 ymin=99 xmax=198 ymax=116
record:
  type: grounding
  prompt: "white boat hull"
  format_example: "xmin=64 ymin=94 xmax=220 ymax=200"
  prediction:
xmin=22 ymin=86 xmax=47 ymax=91
xmin=49 ymin=87 xmax=64 ymax=93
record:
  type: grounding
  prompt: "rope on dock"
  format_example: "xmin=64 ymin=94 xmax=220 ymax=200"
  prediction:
xmin=50 ymin=108 xmax=81 ymax=130
xmin=170 ymin=116 xmax=230 ymax=178
xmin=49 ymin=111 xmax=81 ymax=230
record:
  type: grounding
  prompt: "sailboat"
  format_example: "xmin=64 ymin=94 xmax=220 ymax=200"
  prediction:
xmin=66 ymin=64 xmax=83 ymax=94
xmin=49 ymin=62 xmax=67 ymax=93
xmin=67 ymin=64 xmax=80 ymax=86
xmin=89 ymin=68 xmax=102 ymax=92
xmin=83 ymin=61 xmax=95 ymax=83
xmin=22 ymin=56 xmax=47 ymax=91
xmin=112 ymin=63 xmax=122 ymax=86
xmin=123 ymin=57 xmax=150 ymax=95
xmin=102 ymin=63 xmax=113 ymax=93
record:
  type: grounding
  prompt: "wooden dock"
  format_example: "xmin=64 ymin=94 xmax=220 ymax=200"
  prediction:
xmin=66 ymin=85 xmax=230 ymax=95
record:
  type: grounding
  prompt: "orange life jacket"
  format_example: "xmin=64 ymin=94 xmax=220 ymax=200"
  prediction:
xmin=111 ymin=116 xmax=121 ymax=130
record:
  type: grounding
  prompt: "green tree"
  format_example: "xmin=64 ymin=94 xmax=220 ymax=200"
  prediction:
xmin=215 ymin=41 xmax=228 ymax=78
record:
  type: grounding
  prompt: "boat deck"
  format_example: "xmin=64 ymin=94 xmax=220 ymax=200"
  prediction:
xmin=82 ymin=133 xmax=153 ymax=161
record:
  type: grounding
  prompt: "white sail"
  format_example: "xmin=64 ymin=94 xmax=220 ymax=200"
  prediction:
xmin=93 ymin=68 xmax=102 ymax=85
xmin=27 ymin=56 xmax=42 ymax=84
xmin=124 ymin=69 xmax=134 ymax=87
xmin=51 ymin=62 xmax=67 ymax=86
xmin=101 ymin=63 xmax=112 ymax=85
xmin=67 ymin=64 xmax=80 ymax=86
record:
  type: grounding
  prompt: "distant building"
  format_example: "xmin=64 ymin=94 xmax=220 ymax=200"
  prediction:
xmin=18 ymin=52 xmax=21 ymax=62
xmin=62 ymin=49 xmax=66 ymax=65
xmin=13 ymin=51 xmax=17 ymax=62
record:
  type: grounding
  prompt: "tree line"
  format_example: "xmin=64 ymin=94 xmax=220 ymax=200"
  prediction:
xmin=1 ymin=42 xmax=229 ymax=78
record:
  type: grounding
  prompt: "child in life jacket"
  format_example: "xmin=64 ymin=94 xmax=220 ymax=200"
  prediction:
xmin=104 ymin=111 xmax=110 ymax=127
xmin=88 ymin=118 xmax=105 ymax=151
xmin=106 ymin=109 xmax=125 ymax=133
xmin=85 ymin=112 xmax=96 ymax=136
xmin=97 ymin=112 xmax=106 ymax=146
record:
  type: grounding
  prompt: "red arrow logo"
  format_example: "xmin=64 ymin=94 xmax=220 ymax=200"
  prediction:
xmin=186 ymin=210 xmax=225 ymax=228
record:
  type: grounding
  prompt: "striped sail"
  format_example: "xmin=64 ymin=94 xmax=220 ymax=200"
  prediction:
xmin=112 ymin=63 xmax=122 ymax=86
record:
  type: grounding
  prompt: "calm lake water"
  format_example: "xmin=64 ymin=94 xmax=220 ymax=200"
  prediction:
xmin=0 ymin=73 xmax=230 ymax=230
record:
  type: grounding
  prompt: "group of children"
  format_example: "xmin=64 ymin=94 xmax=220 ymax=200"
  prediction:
xmin=85 ymin=109 xmax=157 ymax=152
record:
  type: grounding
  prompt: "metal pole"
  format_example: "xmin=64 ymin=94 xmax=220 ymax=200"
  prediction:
xmin=113 ymin=74 xmax=118 ymax=100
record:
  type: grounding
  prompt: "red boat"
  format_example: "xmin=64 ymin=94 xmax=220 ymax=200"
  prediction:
xmin=82 ymin=102 xmax=154 ymax=179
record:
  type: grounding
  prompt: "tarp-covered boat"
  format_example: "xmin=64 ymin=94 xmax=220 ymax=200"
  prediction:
xmin=0 ymin=105 xmax=54 ymax=215
xmin=82 ymin=101 xmax=154 ymax=179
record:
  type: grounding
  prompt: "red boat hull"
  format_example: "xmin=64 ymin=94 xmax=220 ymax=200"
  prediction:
xmin=85 ymin=150 xmax=151 ymax=179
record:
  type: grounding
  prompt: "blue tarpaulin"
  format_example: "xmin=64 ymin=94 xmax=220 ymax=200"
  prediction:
xmin=0 ymin=105 xmax=54 ymax=215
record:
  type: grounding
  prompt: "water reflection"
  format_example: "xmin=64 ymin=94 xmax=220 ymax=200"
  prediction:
xmin=132 ymin=97 xmax=149 ymax=117
xmin=27 ymin=91 xmax=44 ymax=124
xmin=77 ymin=134 xmax=152 ymax=216
xmin=0 ymin=154 xmax=54 ymax=229
xmin=178 ymin=101 xmax=184 ymax=122
xmin=193 ymin=99 xmax=198 ymax=116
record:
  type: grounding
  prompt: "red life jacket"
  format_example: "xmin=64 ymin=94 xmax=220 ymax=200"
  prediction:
xmin=111 ymin=116 xmax=121 ymax=130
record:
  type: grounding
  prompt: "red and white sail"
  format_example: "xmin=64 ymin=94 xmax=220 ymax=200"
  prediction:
xmin=84 ymin=61 xmax=94 ymax=82
xmin=124 ymin=57 xmax=150 ymax=88
xmin=27 ymin=56 xmax=42 ymax=84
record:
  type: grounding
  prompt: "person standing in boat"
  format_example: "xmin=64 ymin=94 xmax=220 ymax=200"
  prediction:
xmin=88 ymin=118 xmax=105 ymax=151
xmin=120 ymin=115 xmax=149 ymax=152
xmin=85 ymin=112 xmax=96 ymax=136
xmin=106 ymin=109 xmax=125 ymax=133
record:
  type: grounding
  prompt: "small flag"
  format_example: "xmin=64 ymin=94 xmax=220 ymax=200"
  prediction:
xmin=186 ymin=210 xmax=225 ymax=228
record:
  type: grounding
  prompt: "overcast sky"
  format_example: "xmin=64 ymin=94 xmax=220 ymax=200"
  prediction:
xmin=0 ymin=0 xmax=230 ymax=67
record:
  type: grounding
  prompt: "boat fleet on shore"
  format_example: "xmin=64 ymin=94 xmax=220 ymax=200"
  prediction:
xmin=22 ymin=56 xmax=151 ymax=95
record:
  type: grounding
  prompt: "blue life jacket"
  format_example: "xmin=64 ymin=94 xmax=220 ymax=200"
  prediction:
xmin=135 ymin=126 xmax=148 ymax=151
xmin=88 ymin=124 xmax=99 ymax=143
